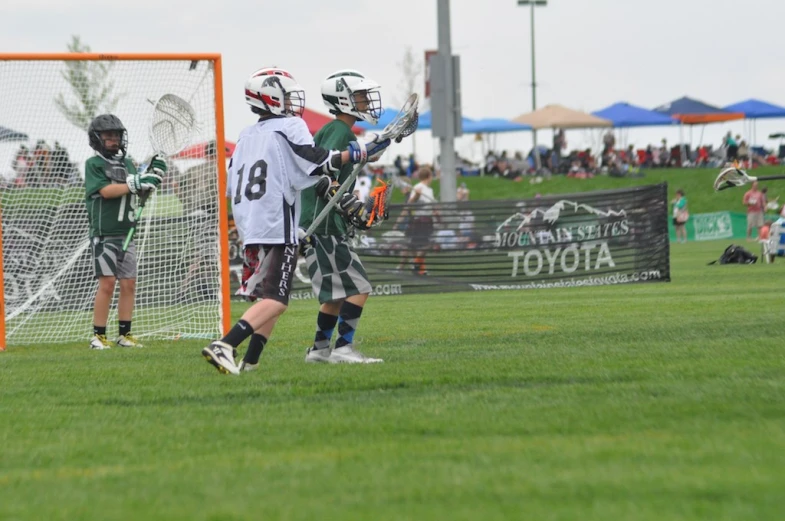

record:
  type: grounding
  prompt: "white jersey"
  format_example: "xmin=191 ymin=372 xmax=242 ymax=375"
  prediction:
xmin=228 ymin=116 xmax=334 ymax=246
xmin=410 ymin=181 xmax=436 ymax=217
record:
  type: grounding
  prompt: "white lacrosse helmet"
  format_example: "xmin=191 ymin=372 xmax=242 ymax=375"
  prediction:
xmin=321 ymin=69 xmax=383 ymax=125
xmin=244 ymin=67 xmax=305 ymax=117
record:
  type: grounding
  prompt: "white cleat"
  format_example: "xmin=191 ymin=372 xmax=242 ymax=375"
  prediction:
xmin=305 ymin=347 xmax=332 ymax=363
xmin=116 ymin=334 xmax=143 ymax=348
xmin=329 ymin=345 xmax=383 ymax=364
xmin=238 ymin=360 xmax=259 ymax=372
xmin=89 ymin=334 xmax=112 ymax=350
xmin=201 ymin=341 xmax=240 ymax=376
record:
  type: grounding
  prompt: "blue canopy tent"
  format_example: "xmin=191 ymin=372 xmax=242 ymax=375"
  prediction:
xmin=593 ymin=103 xmax=676 ymax=154
xmin=723 ymin=99 xmax=785 ymax=119
xmin=654 ymin=96 xmax=745 ymax=164
xmin=592 ymin=102 xmax=677 ymax=128
xmin=415 ymin=110 xmax=475 ymax=131
xmin=355 ymin=107 xmax=403 ymax=131
xmin=462 ymin=118 xmax=531 ymax=134
xmin=355 ymin=108 xmax=474 ymax=132
xmin=723 ymin=99 xmax=785 ymax=147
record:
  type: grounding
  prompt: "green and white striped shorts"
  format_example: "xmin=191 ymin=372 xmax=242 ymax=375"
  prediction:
xmin=305 ymin=234 xmax=372 ymax=304
xmin=91 ymin=236 xmax=137 ymax=279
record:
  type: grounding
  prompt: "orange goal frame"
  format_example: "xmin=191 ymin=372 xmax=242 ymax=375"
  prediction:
xmin=0 ymin=53 xmax=232 ymax=350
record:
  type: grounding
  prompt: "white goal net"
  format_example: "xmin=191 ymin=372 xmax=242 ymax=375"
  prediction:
xmin=0 ymin=54 xmax=229 ymax=346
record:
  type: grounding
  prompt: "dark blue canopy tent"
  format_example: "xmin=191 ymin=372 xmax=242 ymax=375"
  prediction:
xmin=653 ymin=96 xmax=744 ymax=124
xmin=653 ymin=96 xmax=745 ymax=163
xmin=723 ymin=99 xmax=785 ymax=147
xmin=592 ymin=102 xmax=677 ymax=128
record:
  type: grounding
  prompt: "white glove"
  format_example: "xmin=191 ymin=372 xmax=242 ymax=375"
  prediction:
xmin=126 ymin=171 xmax=162 ymax=194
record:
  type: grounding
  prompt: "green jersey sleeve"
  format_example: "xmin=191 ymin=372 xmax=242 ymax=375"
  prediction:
xmin=299 ymin=120 xmax=358 ymax=236
xmin=84 ymin=156 xmax=110 ymax=198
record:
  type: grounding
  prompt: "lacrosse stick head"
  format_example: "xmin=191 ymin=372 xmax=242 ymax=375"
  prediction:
xmin=381 ymin=93 xmax=419 ymax=143
xmin=148 ymin=93 xmax=197 ymax=157
xmin=714 ymin=166 xmax=753 ymax=191
xmin=363 ymin=178 xmax=394 ymax=228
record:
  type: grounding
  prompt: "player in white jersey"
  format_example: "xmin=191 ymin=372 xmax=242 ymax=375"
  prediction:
xmin=202 ymin=67 xmax=391 ymax=375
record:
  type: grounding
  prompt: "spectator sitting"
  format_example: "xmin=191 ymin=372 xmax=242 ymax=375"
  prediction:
xmin=407 ymin=153 xmax=418 ymax=176
xmin=30 ymin=140 xmax=52 ymax=187
xmin=484 ymin=150 xmax=498 ymax=175
xmin=760 ymin=220 xmax=772 ymax=241
xmin=738 ymin=140 xmax=750 ymax=166
xmin=602 ymin=130 xmax=615 ymax=155
xmin=393 ymin=155 xmax=406 ymax=177
xmin=11 ymin=144 xmax=31 ymax=187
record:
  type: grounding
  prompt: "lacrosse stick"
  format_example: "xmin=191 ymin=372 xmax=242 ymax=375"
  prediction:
xmin=122 ymin=94 xmax=197 ymax=252
xmin=713 ymin=166 xmax=785 ymax=192
xmin=303 ymin=93 xmax=420 ymax=238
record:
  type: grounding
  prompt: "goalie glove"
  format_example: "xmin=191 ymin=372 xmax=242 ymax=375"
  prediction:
xmin=149 ymin=157 xmax=168 ymax=177
xmin=126 ymin=171 xmax=162 ymax=194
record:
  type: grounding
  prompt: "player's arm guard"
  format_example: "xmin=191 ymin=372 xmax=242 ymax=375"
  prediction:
xmin=318 ymin=150 xmax=343 ymax=176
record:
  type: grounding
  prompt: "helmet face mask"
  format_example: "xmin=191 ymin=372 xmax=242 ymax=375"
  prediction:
xmin=245 ymin=68 xmax=305 ymax=118
xmin=88 ymin=114 xmax=127 ymax=158
xmin=322 ymin=71 xmax=382 ymax=125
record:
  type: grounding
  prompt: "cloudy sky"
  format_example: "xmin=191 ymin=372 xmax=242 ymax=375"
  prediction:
xmin=2 ymin=0 xmax=785 ymax=165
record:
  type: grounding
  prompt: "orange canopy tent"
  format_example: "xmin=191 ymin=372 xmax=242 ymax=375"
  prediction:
xmin=653 ymin=96 xmax=744 ymax=124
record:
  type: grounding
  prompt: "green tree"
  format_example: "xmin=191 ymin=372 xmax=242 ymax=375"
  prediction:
xmin=54 ymin=35 xmax=124 ymax=131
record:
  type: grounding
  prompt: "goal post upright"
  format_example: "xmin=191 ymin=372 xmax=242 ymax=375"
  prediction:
xmin=0 ymin=52 xmax=231 ymax=347
xmin=211 ymin=55 xmax=232 ymax=336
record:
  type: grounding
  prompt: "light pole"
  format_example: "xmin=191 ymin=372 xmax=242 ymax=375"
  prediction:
xmin=517 ymin=0 xmax=547 ymax=166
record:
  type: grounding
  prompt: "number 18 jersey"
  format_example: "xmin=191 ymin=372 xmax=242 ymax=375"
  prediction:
xmin=228 ymin=116 xmax=334 ymax=246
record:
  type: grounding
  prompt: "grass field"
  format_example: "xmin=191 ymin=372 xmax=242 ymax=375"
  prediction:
xmin=2 ymin=239 xmax=784 ymax=521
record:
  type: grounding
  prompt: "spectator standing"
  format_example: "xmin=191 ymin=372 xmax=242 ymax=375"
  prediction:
xmin=743 ymin=181 xmax=765 ymax=240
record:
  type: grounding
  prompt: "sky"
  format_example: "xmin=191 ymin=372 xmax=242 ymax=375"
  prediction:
xmin=3 ymin=0 xmax=785 ymax=168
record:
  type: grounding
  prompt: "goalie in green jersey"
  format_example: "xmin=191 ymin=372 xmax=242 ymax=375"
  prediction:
xmin=84 ymin=114 xmax=166 ymax=350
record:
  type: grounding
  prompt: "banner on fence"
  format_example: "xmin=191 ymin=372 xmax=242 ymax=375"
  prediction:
xmin=228 ymin=183 xmax=671 ymax=298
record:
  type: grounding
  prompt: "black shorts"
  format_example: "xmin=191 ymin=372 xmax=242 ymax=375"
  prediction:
xmin=408 ymin=216 xmax=434 ymax=249
xmin=239 ymin=244 xmax=297 ymax=304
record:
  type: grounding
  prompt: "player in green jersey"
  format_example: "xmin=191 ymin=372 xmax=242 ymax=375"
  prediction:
xmin=299 ymin=69 xmax=388 ymax=364
xmin=84 ymin=114 xmax=166 ymax=349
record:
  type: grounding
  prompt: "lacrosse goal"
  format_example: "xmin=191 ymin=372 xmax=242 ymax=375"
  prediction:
xmin=0 ymin=53 xmax=231 ymax=349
